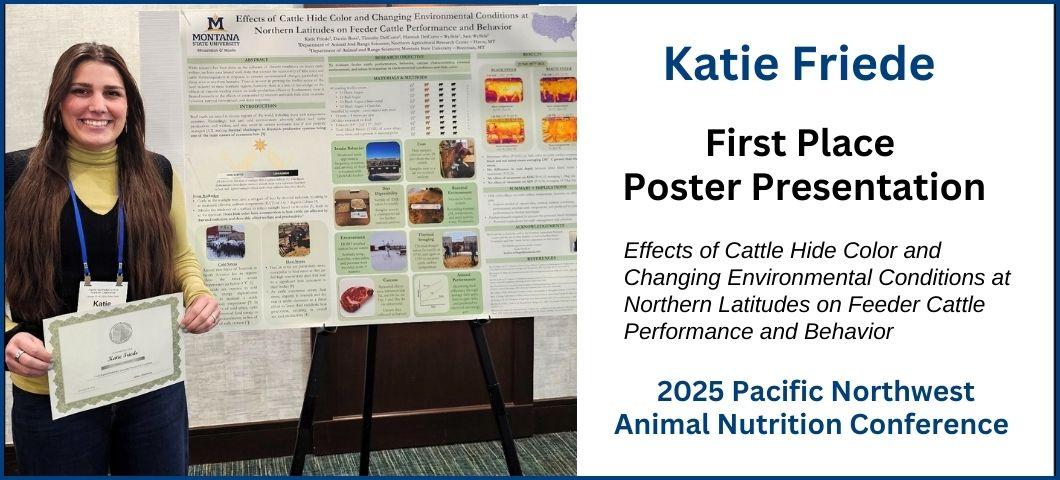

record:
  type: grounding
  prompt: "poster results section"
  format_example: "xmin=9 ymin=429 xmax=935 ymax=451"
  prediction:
xmin=478 ymin=52 xmax=577 ymax=318
xmin=175 ymin=6 xmax=577 ymax=330
xmin=576 ymin=5 xmax=1052 ymax=476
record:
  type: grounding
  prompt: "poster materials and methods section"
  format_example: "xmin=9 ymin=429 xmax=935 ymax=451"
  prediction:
xmin=142 ymin=7 xmax=577 ymax=330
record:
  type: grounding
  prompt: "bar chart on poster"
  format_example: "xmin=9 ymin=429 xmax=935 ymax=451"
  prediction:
xmin=140 ymin=6 xmax=577 ymax=330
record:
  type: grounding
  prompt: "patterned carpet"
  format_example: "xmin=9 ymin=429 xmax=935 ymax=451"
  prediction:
xmin=190 ymin=432 xmax=576 ymax=476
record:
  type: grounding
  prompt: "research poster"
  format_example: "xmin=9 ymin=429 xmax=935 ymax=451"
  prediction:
xmin=142 ymin=6 xmax=576 ymax=330
xmin=575 ymin=5 xmax=1053 ymax=476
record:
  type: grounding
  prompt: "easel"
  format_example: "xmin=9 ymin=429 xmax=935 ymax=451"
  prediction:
xmin=289 ymin=326 xmax=337 ymax=476
xmin=289 ymin=320 xmax=523 ymax=476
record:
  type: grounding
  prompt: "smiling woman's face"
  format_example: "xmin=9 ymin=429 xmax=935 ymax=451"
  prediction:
xmin=60 ymin=60 xmax=127 ymax=152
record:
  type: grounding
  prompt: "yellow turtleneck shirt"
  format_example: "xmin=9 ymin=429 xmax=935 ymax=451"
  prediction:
xmin=6 ymin=144 xmax=211 ymax=394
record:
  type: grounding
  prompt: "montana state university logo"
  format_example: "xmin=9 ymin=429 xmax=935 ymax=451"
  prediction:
xmin=207 ymin=15 xmax=225 ymax=31
xmin=193 ymin=14 xmax=240 ymax=48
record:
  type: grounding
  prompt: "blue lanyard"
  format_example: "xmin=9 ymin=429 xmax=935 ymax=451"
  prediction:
xmin=67 ymin=180 xmax=125 ymax=286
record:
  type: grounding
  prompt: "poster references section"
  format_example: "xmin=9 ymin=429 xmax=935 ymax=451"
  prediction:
xmin=181 ymin=7 xmax=577 ymax=330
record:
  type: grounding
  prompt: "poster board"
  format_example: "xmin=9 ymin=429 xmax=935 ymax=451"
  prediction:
xmin=141 ymin=6 xmax=577 ymax=330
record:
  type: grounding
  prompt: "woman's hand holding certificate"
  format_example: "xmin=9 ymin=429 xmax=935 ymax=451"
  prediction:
xmin=43 ymin=292 xmax=186 ymax=419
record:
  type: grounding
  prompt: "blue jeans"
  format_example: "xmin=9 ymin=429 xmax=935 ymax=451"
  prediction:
xmin=11 ymin=382 xmax=189 ymax=475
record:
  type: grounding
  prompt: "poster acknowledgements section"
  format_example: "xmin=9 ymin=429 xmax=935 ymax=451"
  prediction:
xmin=577 ymin=5 xmax=1052 ymax=475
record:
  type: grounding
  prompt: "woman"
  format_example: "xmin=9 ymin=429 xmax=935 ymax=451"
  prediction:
xmin=3 ymin=43 xmax=220 ymax=475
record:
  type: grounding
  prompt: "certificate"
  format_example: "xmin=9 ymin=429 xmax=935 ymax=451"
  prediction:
xmin=44 ymin=293 xmax=185 ymax=420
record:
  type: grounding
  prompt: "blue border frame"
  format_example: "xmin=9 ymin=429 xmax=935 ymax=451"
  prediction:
xmin=1052 ymin=4 xmax=1057 ymax=477
xmin=0 ymin=2 xmax=1056 ymax=477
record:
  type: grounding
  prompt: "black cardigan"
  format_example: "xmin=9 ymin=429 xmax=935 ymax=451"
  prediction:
xmin=3 ymin=148 xmax=173 ymax=349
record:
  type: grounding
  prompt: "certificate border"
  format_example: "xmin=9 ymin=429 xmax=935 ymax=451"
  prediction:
xmin=47 ymin=295 xmax=183 ymax=414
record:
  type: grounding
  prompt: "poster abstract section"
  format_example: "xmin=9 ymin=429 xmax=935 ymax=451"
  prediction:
xmin=176 ymin=7 xmax=577 ymax=330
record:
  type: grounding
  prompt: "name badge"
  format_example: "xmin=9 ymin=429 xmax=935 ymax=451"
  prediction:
xmin=77 ymin=282 xmax=129 ymax=312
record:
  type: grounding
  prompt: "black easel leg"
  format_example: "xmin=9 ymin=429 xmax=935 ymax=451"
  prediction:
xmin=290 ymin=327 xmax=335 ymax=476
xmin=469 ymin=319 xmax=523 ymax=476
xmin=359 ymin=324 xmax=378 ymax=476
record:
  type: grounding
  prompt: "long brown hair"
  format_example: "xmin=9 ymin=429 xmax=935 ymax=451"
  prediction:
xmin=6 ymin=43 xmax=176 ymax=321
